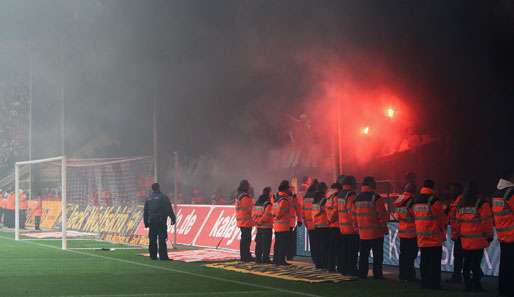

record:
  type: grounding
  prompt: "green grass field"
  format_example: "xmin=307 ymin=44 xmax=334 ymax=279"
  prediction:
xmin=0 ymin=231 xmax=496 ymax=297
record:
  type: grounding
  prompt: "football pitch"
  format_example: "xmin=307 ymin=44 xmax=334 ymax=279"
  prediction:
xmin=0 ymin=232 xmax=494 ymax=297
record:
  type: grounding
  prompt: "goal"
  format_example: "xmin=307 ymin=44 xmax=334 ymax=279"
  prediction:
xmin=14 ymin=155 xmax=154 ymax=250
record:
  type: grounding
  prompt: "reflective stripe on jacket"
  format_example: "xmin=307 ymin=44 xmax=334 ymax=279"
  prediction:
xmin=301 ymin=193 xmax=315 ymax=230
xmin=456 ymin=198 xmax=493 ymax=250
xmin=252 ymin=202 xmax=273 ymax=229
xmin=235 ymin=192 xmax=254 ymax=228
xmin=337 ymin=188 xmax=357 ymax=234
xmin=313 ymin=194 xmax=329 ymax=229
xmin=411 ymin=187 xmax=447 ymax=247
xmin=273 ymin=192 xmax=291 ymax=232
xmin=352 ymin=186 xmax=387 ymax=240
xmin=492 ymin=187 xmax=514 ymax=243
xmin=393 ymin=192 xmax=416 ymax=238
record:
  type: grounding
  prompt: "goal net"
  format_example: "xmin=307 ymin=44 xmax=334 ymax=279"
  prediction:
xmin=14 ymin=156 xmax=154 ymax=249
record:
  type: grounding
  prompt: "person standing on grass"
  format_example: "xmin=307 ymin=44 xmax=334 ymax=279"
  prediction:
xmin=411 ymin=179 xmax=447 ymax=290
xmin=235 ymin=179 xmax=254 ymax=262
xmin=447 ymin=182 xmax=464 ymax=283
xmin=325 ymin=182 xmax=341 ymax=272
xmin=312 ymin=182 xmax=330 ymax=270
xmin=144 ymin=183 xmax=176 ymax=260
xmin=455 ymin=181 xmax=493 ymax=292
xmin=393 ymin=183 xmax=418 ymax=282
xmin=352 ymin=176 xmax=388 ymax=279
xmin=492 ymin=170 xmax=514 ymax=297
xmin=252 ymin=187 xmax=273 ymax=263
xmin=272 ymin=180 xmax=292 ymax=266
xmin=300 ymin=180 xmax=319 ymax=267
xmin=337 ymin=175 xmax=359 ymax=276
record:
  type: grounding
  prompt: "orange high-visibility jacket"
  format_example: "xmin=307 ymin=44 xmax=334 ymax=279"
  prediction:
xmin=393 ymin=192 xmax=416 ymax=239
xmin=289 ymin=194 xmax=302 ymax=228
xmin=456 ymin=198 xmax=493 ymax=250
xmin=449 ymin=195 xmax=463 ymax=240
xmin=300 ymin=192 xmax=315 ymax=231
xmin=0 ymin=198 xmax=5 ymax=209
xmin=337 ymin=187 xmax=357 ymax=235
xmin=352 ymin=186 xmax=388 ymax=240
xmin=252 ymin=201 xmax=273 ymax=229
xmin=325 ymin=193 xmax=339 ymax=228
xmin=411 ymin=187 xmax=447 ymax=247
xmin=492 ymin=187 xmax=514 ymax=243
xmin=6 ymin=193 xmax=15 ymax=210
xmin=273 ymin=192 xmax=291 ymax=232
xmin=312 ymin=193 xmax=329 ymax=229
xmin=32 ymin=199 xmax=43 ymax=216
xmin=235 ymin=192 xmax=254 ymax=228
xmin=20 ymin=193 xmax=28 ymax=210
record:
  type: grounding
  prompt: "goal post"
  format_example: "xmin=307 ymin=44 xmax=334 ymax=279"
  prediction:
xmin=15 ymin=156 xmax=66 ymax=245
xmin=14 ymin=155 xmax=154 ymax=250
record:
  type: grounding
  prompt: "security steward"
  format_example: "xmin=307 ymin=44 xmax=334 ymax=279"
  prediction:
xmin=272 ymin=180 xmax=292 ymax=266
xmin=312 ymin=182 xmax=330 ymax=269
xmin=301 ymin=180 xmax=319 ymax=267
xmin=143 ymin=183 xmax=176 ymax=260
xmin=455 ymin=181 xmax=493 ymax=292
xmin=287 ymin=183 xmax=303 ymax=261
xmin=326 ymin=182 xmax=341 ymax=272
xmin=393 ymin=183 xmax=418 ymax=282
xmin=235 ymin=180 xmax=254 ymax=262
xmin=337 ymin=175 xmax=359 ymax=276
xmin=411 ymin=179 xmax=447 ymax=289
xmin=447 ymin=182 xmax=464 ymax=283
xmin=352 ymin=176 xmax=388 ymax=279
xmin=492 ymin=171 xmax=514 ymax=297
xmin=252 ymin=187 xmax=273 ymax=263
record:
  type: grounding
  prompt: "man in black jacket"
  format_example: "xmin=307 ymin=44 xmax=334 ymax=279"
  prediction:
xmin=144 ymin=183 xmax=176 ymax=260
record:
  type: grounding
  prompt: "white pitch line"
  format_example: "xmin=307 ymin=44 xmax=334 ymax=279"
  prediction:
xmin=0 ymin=235 xmax=323 ymax=297
xmin=51 ymin=290 xmax=269 ymax=297
xmin=69 ymin=247 xmax=143 ymax=250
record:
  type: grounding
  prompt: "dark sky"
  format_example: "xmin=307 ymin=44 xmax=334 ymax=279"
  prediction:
xmin=0 ymin=0 xmax=512 ymax=190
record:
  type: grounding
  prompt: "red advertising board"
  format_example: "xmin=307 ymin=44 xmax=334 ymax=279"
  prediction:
xmin=135 ymin=205 xmax=213 ymax=245
xmin=134 ymin=204 xmax=272 ymax=252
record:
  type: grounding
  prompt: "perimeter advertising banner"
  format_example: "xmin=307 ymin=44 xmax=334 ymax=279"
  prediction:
xmin=133 ymin=205 xmax=258 ymax=250
xmin=24 ymin=200 xmax=62 ymax=229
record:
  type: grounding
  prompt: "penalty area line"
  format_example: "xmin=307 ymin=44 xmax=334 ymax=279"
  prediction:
xmin=0 ymin=235 xmax=324 ymax=297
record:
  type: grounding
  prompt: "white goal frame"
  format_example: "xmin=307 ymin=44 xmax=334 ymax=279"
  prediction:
xmin=15 ymin=156 xmax=68 ymax=250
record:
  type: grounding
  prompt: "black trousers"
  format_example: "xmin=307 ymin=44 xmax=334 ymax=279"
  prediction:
xmin=5 ymin=210 xmax=13 ymax=228
xmin=452 ymin=239 xmax=463 ymax=279
xmin=35 ymin=216 xmax=41 ymax=230
xmin=287 ymin=227 xmax=297 ymax=260
xmin=255 ymin=228 xmax=272 ymax=263
xmin=239 ymin=227 xmax=252 ymax=261
xmin=462 ymin=249 xmax=483 ymax=290
xmin=148 ymin=220 xmax=168 ymax=260
xmin=399 ymin=237 xmax=418 ymax=280
xmin=340 ymin=234 xmax=359 ymax=275
xmin=273 ymin=231 xmax=289 ymax=265
xmin=308 ymin=229 xmax=320 ymax=267
xmin=420 ymin=246 xmax=442 ymax=289
xmin=327 ymin=228 xmax=341 ymax=272
xmin=358 ymin=237 xmax=384 ymax=278
xmin=499 ymin=242 xmax=514 ymax=297
xmin=316 ymin=228 xmax=330 ymax=269
xmin=20 ymin=210 xmax=26 ymax=229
